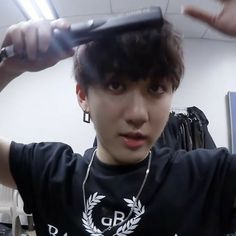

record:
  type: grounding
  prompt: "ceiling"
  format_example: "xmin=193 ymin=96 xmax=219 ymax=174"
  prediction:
xmin=0 ymin=0 xmax=235 ymax=46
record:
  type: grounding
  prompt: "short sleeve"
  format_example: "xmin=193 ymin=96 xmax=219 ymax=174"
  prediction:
xmin=175 ymin=148 xmax=236 ymax=232
xmin=9 ymin=141 xmax=77 ymax=214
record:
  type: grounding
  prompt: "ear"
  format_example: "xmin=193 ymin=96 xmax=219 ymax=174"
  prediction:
xmin=76 ymin=84 xmax=89 ymax=111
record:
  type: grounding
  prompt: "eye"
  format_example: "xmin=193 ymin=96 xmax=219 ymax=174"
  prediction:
xmin=149 ymin=83 xmax=165 ymax=95
xmin=107 ymin=80 xmax=125 ymax=93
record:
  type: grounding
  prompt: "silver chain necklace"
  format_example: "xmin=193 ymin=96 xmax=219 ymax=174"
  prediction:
xmin=82 ymin=149 xmax=152 ymax=234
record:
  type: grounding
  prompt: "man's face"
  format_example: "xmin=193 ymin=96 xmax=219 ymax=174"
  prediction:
xmin=79 ymin=75 xmax=174 ymax=165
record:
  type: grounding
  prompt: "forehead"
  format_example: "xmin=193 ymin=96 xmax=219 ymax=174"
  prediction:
xmin=102 ymin=72 xmax=171 ymax=84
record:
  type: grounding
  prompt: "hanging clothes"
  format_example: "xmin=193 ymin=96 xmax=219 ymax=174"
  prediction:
xmin=156 ymin=106 xmax=216 ymax=151
xmin=187 ymin=106 xmax=216 ymax=149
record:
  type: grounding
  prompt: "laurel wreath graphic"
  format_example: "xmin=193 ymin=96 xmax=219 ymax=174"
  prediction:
xmin=82 ymin=193 xmax=145 ymax=236
xmin=82 ymin=192 xmax=105 ymax=235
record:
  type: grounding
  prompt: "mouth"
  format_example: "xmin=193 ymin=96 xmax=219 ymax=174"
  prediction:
xmin=120 ymin=132 xmax=147 ymax=149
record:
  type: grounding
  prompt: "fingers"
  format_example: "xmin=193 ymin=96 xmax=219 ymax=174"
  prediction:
xmin=2 ymin=23 xmax=24 ymax=55
xmin=183 ymin=6 xmax=217 ymax=27
xmin=37 ymin=21 xmax=51 ymax=53
xmin=1 ymin=19 xmax=72 ymax=61
xmin=50 ymin=18 xmax=70 ymax=31
xmin=23 ymin=21 xmax=39 ymax=60
xmin=38 ymin=19 xmax=72 ymax=58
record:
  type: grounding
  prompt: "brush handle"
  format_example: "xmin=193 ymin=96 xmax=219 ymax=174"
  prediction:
xmin=0 ymin=6 xmax=163 ymax=62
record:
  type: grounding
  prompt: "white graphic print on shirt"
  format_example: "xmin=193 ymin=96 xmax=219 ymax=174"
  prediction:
xmin=47 ymin=191 xmax=180 ymax=236
xmin=47 ymin=224 xmax=179 ymax=236
xmin=82 ymin=192 xmax=145 ymax=235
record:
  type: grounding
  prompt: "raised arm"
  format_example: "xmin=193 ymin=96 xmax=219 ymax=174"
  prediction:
xmin=183 ymin=0 xmax=236 ymax=36
xmin=0 ymin=19 xmax=74 ymax=188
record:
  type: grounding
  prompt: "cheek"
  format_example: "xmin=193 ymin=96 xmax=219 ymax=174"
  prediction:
xmin=89 ymin=97 xmax=120 ymax=130
xmin=151 ymin=95 xmax=173 ymax=130
xmin=162 ymin=98 xmax=172 ymax=119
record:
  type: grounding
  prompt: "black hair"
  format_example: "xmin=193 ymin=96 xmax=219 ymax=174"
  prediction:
xmin=73 ymin=19 xmax=184 ymax=92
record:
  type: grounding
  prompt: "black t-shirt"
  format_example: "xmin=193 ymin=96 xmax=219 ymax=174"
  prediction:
xmin=9 ymin=141 xmax=236 ymax=236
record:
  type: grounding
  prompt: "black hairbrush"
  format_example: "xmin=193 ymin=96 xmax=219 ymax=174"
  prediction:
xmin=0 ymin=6 xmax=163 ymax=62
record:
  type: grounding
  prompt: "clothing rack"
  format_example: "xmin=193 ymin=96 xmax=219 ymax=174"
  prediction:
xmin=156 ymin=106 xmax=216 ymax=151
xmin=171 ymin=107 xmax=188 ymax=114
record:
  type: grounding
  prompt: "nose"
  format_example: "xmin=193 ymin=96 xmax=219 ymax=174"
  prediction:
xmin=124 ymin=90 xmax=149 ymax=128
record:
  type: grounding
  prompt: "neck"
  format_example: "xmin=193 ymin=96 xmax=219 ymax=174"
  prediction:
xmin=96 ymin=146 xmax=150 ymax=166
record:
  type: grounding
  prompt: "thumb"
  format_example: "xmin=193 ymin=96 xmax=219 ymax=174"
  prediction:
xmin=183 ymin=6 xmax=217 ymax=27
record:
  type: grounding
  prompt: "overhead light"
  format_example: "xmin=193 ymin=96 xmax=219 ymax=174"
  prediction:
xmin=15 ymin=0 xmax=56 ymax=20
xmin=35 ymin=0 xmax=55 ymax=19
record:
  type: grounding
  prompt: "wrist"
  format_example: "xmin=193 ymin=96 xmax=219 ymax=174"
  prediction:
xmin=0 ymin=59 xmax=23 ymax=78
xmin=0 ymin=61 xmax=21 ymax=92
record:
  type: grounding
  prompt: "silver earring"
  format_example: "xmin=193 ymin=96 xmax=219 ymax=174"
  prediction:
xmin=83 ymin=111 xmax=90 ymax=123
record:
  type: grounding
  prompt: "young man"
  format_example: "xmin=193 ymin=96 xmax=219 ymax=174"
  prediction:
xmin=0 ymin=1 xmax=236 ymax=236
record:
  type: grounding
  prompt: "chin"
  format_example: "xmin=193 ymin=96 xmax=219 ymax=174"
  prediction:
xmin=115 ymin=147 xmax=150 ymax=165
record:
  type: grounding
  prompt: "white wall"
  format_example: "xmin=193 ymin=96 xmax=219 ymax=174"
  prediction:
xmin=173 ymin=39 xmax=236 ymax=149
xmin=0 ymin=39 xmax=236 ymax=154
xmin=0 ymin=58 xmax=96 ymax=154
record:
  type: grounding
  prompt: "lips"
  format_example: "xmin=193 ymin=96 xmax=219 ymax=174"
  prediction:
xmin=120 ymin=132 xmax=147 ymax=149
